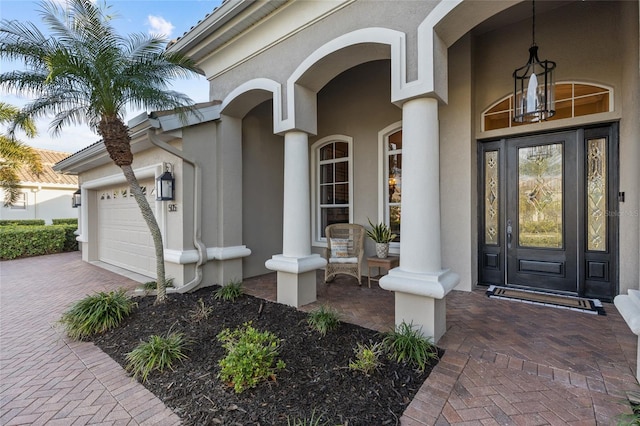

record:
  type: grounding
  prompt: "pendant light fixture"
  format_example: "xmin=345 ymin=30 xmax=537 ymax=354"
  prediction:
xmin=513 ymin=0 xmax=556 ymax=123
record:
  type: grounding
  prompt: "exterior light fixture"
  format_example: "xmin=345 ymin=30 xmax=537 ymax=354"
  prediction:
xmin=72 ymin=188 xmax=81 ymax=208
xmin=156 ymin=164 xmax=175 ymax=201
xmin=513 ymin=0 xmax=556 ymax=123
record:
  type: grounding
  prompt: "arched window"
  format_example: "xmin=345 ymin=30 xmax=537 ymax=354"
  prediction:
xmin=482 ymin=82 xmax=613 ymax=131
xmin=312 ymin=136 xmax=353 ymax=243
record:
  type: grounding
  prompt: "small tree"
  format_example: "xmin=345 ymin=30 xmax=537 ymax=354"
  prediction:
xmin=0 ymin=102 xmax=42 ymax=206
xmin=0 ymin=0 xmax=202 ymax=303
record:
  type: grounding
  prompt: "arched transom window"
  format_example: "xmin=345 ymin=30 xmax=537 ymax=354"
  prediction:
xmin=482 ymin=82 xmax=613 ymax=131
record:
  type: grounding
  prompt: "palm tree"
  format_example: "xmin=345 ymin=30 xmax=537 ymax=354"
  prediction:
xmin=0 ymin=102 xmax=42 ymax=206
xmin=0 ymin=0 xmax=202 ymax=303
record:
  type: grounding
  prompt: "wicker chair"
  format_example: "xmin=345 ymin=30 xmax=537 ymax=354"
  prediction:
xmin=324 ymin=223 xmax=365 ymax=286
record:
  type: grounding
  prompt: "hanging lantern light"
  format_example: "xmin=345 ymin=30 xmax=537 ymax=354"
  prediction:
xmin=156 ymin=165 xmax=175 ymax=201
xmin=72 ymin=188 xmax=81 ymax=208
xmin=513 ymin=0 xmax=556 ymax=123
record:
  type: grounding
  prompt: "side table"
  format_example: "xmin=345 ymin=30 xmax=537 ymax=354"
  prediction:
xmin=367 ymin=256 xmax=399 ymax=288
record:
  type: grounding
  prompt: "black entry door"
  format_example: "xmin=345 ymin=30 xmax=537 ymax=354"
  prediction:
xmin=478 ymin=125 xmax=618 ymax=300
xmin=505 ymin=132 xmax=577 ymax=292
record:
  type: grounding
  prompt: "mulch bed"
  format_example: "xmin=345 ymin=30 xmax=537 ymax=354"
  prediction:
xmin=92 ymin=286 xmax=440 ymax=425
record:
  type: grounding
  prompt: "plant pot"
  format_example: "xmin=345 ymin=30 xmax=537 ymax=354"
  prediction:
xmin=375 ymin=242 xmax=389 ymax=258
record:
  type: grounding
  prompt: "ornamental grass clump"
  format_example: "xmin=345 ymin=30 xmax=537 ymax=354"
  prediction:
xmin=188 ymin=298 xmax=213 ymax=323
xmin=287 ymin=410 xmax=330 ymax=426
xmin=213 ymin=280 xmax=243 ymax=302
xmin=217 ymin=322 xmax=285 ymax=393
xmin=306 ymin=305 xmax=341 ymax=336
xmin=59 ymin=288 xmax=136 ymax=340
xmin=348 ymin=341 xmax=384 ymax=375
xmin=382 ymin=321 xmax=439 ymax=372
xmin=126 ymin=331 xmax=189 ymax=382
xmin=141 ymin=278 xmax=174 ymax=292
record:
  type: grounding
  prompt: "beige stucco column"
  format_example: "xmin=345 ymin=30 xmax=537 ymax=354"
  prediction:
xmin=379 ymin=96 xmax=459 ymax=343
xmin=214 ymin=115 xmax=252 ymax=285
xmin=266 ymin=130 xmax=326 ymax=307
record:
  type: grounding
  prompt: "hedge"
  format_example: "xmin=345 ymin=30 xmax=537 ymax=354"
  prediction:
xmin=0 ymin=225 xmax=78 ymax=260
xmin=0 ymin=219 xmax=45 ymax=227
xmin=52 ymin=218 xmax=78 ymax=226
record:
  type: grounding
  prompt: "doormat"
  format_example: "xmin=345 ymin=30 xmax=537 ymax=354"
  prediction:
xmin=486 ymin=285 xmax=606 ymax=315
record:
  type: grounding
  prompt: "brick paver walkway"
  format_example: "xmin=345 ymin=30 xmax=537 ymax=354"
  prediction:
xmin=1 ymin=253 xmax=638 ymax=425
xmin=0 ymin=252 xmax=180 ymax=426
xmin=243 ymin=270 xmax=640 ymax=425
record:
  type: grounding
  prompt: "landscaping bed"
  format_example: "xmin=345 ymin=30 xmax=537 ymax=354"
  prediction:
xmin=92 ymin=287 xmax=439 ymax=425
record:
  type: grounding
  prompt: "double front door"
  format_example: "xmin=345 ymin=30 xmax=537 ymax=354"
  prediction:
xmin=479 ymin=125 xmax=618 ymax=301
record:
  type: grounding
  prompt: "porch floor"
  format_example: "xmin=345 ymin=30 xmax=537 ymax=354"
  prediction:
xmin=243 ymin=271 xmax=640 ymax=425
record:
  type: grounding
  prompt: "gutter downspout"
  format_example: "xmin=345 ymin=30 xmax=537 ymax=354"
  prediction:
xmin=147 ymin=129 xmax=207 ymax=293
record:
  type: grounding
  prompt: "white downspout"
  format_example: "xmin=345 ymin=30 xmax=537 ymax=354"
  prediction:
xmin=147 ymin=129 xmax=207 ymax=293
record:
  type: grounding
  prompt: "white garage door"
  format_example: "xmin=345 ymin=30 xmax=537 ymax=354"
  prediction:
xmin=98 ymin=181 xmax=157 ymax=278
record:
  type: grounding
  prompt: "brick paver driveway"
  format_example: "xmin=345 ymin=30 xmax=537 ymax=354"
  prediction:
xmin=0 ymin=252 xmax=180 ymax=425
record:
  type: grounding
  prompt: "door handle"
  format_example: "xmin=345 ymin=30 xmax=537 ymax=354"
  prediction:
xmin=507 ymin=219 xmax=513 ymax=248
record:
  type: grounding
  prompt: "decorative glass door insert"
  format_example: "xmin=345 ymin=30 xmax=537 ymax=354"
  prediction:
xmin=478 ymin=125 xmax=618 ymax=300
xmin=517 ymin=143 xmax=563 ymax=249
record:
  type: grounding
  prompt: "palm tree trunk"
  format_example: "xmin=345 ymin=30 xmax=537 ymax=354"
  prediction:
xmin=121 ymin=164 xmax=167 ymax=303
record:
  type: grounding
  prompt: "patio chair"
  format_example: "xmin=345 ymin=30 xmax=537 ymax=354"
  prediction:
xmin=324 ymin=223 xmax=365 ymax=286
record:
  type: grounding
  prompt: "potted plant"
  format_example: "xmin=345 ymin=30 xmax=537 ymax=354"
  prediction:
xmin=366 ymin=218 xmax=397 ymax=258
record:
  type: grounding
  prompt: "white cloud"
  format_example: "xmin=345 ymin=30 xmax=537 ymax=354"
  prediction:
xmin=147 ymin=15 xmax=174 ymax=37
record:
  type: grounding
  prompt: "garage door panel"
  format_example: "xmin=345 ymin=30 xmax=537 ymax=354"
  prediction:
xmin=98 ymin=182 xmax=157 ymax=278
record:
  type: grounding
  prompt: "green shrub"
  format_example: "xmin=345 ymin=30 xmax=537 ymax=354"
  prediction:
xmin=213 ymin=280 xmax=243 ymax=302
xmin=348 ymin=341 xmax=383 ymax=375
xmin=0 ymin=225 xmax=65 ymax=259
xmin=59 ymin=289 xmax=137 ymax=340
xmin=0 ymin=219 xmax=45 ymax=226
xmin=56 ymin=224 xmax=79 ymax=252
xmin=126 ymin=331 xmax=189 ymax=382
xmin=217 ymin=322 xmax=286 ymax=393
xmin=382 ymin=321 xmax=439 ymax=372
xmin=306 ymin=305 xmax=340 ymax=336
xmin=52 ymin=218 xmax=78 ymax=225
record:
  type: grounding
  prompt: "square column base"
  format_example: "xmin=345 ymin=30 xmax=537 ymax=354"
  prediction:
xmin=395 ymin=292 xmax=446 ymax=343
xmin=380 ymin=268 xmax=459 ymax=344
xmin=276 ymin=270 xmax=317 ymax=308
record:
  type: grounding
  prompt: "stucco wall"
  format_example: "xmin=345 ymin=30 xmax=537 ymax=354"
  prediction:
xmin=201 ymin=1 xmax=436 ymax=104
xmin=440 ymin=33 xmax=475 ymax=291
xmin=242 ymin=101 xmax=285 ymax=278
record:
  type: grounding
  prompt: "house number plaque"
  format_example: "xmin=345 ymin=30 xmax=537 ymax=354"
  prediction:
xmin=168 ymin=204 xmax=178 ymax=212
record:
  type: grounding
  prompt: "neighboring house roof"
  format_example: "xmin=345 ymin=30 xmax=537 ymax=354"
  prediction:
xmin=19 ymin=148 xmax=78 ymax=186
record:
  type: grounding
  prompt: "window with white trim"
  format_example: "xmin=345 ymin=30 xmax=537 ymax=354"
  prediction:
xmin=313 ymin=136 xmax=353 ymax=242
xmin=10 ymin=192 xmax=27 ymax=210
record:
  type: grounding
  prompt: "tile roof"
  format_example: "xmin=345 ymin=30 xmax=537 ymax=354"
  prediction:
xmin=17 ymin=148 xmax=78 ymax=186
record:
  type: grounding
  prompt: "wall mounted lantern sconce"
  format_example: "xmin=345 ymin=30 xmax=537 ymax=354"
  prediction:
xmin=513 ymin=0 xmax=556 ymax=123
xmin=156 ymin=164 xmax=175 ymax=201
xmin=72 ymin=188 xmax=81 ymax=208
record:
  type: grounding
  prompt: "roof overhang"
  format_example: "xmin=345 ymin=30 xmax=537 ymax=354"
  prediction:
xmin=166 ymin=0 xmax=287 ymax=63
xmin=53 ymin=102 xmax=221 ymax=175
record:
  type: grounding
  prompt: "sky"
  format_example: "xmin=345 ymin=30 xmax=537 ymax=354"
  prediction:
xmin=0 ymin=0 xmax=223 ymax=154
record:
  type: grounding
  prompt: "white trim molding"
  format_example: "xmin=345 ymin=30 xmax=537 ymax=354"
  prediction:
xmin=164 ymin=245 xmax=252 ymax=265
